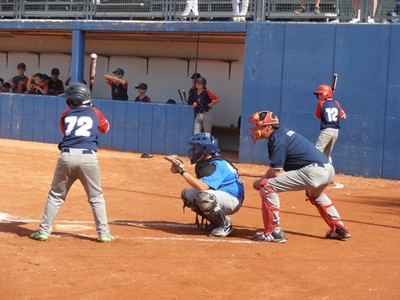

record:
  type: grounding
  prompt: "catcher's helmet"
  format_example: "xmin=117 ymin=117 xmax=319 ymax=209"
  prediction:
xmin=187 ymin=133 xmax=220 ymax=164
xmin=60 ymin=82 xmax=92 ymax=108
xmin=247 ymin=111 xmax=280 ymax=144
xmin=314 ymin=85 xmax=332 ymax=100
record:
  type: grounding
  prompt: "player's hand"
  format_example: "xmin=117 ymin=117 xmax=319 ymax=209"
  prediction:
xmin=253 ymin=179 xmax=261 ymax=190
xmin=164 ymin=155 xmax=186 ymax=175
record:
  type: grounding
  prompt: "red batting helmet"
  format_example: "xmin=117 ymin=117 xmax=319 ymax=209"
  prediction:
xmin=314 ymin=85 xmax=332 ymax=100
xmin=247 ymin=111 xmax=280 ymax=143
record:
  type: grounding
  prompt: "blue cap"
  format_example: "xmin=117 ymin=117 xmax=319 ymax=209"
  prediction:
xmin=112 ymin=68 xmax=125 ymax=75
xmin=135 ymin=83 xmax=148 ymax=90
xmin=196 ymin=77 xmax=207 ymax=86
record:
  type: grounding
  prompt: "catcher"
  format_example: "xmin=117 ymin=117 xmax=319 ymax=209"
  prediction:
xmin=103 ymin=68 xmax=129 ymax=101
xmin=164 ymin=133 xmax=245 ymax=238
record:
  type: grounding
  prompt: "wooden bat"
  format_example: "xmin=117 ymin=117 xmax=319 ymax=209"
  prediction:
xmin=332 ymin=73 xmax=338 ymax=93
xmin=89 ymin=53 xmax=97 ymax=92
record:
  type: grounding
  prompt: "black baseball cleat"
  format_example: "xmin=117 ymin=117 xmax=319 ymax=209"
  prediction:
xmin=209 ymin=217 xmax=233 ymax=238
xmin=325 ymin=226 xmax=351 ymax=240
xmin=253 ymin=230 xmax=287 ymax=243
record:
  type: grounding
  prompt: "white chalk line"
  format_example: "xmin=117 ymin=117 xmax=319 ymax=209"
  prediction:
xmin=0 ymin=213 xmax=253 ymax=244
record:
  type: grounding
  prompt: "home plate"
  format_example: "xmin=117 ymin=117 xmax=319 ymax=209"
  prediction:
xmin=333 ymin=183 xmax=344 ymax=189
xmin=55 ymin=224 xmax=94 ymax=231
xmin=0 ymin=213 xmax=11 ymax=221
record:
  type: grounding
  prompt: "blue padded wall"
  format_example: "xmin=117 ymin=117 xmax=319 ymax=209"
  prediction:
xmin=240 ymin=23 xmax=399 ymax=180
xmin=0 ymin=95 xmax=194 ymax=156
xmin=382 ymin=25 xmax=400 ymax=180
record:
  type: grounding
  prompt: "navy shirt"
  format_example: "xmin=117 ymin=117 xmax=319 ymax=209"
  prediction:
xmin=110 ymin=82 xmax=128 ymax=101
xmin=268 ymin=127 xmax=329 ymax=171
xmin=58 ymin=106 xmax=110 ymax=151
xmin=194 ymin=89 xmax=219 ymax=113
xmin=315 ymin=99 xmax=346 ymax=130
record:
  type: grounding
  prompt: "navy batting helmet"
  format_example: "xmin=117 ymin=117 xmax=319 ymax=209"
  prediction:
xmin=60 ymin=82 xmax=92 ymax=108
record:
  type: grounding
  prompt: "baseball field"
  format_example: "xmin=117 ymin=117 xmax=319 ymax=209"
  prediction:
xmin=0 ymin=139 xmax=399 ymax=299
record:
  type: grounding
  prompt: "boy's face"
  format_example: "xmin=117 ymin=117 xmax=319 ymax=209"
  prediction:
xmin=17 ymin=68 xmax=25 ymax=75
xmin=138 ymin=88 xmax=146 ymax=94
xmin=0 ymin=82 xmax=3 ymax=88
xmin=34 ymin=76 xmax=42 ymax=85
xmin=52 ymin=74 xmax=59 ymax=80
xmin=195 ymin=82 xmax=204 ymax=89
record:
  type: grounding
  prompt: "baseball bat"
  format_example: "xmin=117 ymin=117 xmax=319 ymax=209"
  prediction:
xmin=331 ymin=73 xmax=338 ymax=93
xmin=183 ymin=90 xmax=187 ymax=103
xmin=89 ymin=53 xmax=97 ymax=93
xmin=178 ymin=89 xmax=183 ymax=102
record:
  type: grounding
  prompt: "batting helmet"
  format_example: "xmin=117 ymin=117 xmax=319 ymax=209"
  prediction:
xmin=247 ymin=111 xmax=280 ymax=144
xmin=187 ymin=133 xmax=220 ymax=164
xmin=60 ymin=82 xmax=92 ymax=108
xmin=314 ymin=85 xmax=332 ymax=100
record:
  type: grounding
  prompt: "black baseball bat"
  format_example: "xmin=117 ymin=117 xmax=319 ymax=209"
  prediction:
xmin=178 ymin=89 xmax=183 ymax=102
xmin=332 ymin=73 xmax=338 ymax=93
xmin=182 ymin=90 xmax=187 ymax=103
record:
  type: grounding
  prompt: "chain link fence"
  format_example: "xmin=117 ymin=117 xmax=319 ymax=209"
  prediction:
xmin=89 ymin=36 xmax=200 ymax=103
xmin=0 ymin=0 xmax=398 ymax=22
xmin=0 ymin=34 xmax=225 ymax=104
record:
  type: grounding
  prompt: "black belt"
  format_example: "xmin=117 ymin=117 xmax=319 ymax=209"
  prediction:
xmin=312 ymin=162 xmax=326 ymax=168
xmin=62 ymin=148 xmax=93 ymax=154
xmin=196 ymin=110 xmax=207 ymax=114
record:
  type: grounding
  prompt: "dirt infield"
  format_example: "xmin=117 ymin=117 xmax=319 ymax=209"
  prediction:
xmin=0 ymin=139 xmax=399 ymax=300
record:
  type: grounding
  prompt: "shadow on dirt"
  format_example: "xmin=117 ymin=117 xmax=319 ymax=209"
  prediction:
xmin=112 ymin=219 xmax=259 ymax=240
xmin=0 ymin=221 xmax=101 ymax=242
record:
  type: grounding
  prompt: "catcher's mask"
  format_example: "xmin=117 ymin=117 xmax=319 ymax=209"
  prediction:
xmin=188 ymin=133 xmax=220 ymax=164
xmin=60 ymin=82 xmax=92 ymax=108
xmin=247 ymin=111 xmax=280 ymax=144
xmin=314 ymin=85 xmax=332 ymax=100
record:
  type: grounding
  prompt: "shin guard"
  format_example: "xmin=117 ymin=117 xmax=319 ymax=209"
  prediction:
xmin=259 ymin=179 xmax=280 ymax=235
xmin=306 ymin=192 xmax=349 ymax=235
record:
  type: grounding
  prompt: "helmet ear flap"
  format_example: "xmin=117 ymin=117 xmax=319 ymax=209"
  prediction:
xmin=61 ymin=82 xmax=91 ymax=107
xmin=314 ymin=85 xmax=332 ymax=99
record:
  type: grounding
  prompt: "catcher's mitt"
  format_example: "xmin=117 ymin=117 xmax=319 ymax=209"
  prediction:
xmin=164 ymin=155 xmax=186 ymax=175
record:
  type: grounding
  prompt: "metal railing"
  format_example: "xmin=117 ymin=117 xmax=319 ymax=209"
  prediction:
xmin=1 ymin=0 xmax=399 ymax=22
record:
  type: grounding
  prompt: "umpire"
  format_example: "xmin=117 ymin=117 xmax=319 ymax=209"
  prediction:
xmin=247 ymin=110 xmax=351 ymax=243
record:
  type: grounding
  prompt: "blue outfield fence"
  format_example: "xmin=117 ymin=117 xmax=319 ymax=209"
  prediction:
xmin=0 ymin=94 xmax=194 ymax=156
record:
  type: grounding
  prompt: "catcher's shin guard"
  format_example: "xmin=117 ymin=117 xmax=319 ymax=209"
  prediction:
xmin=306 ymin=192 xmax=350 ymax=238
xmin=196 ymin=192 xmax=226 ymax=229
xmin=181 ymin=190 xmax=208 ymax=229
xmin=259 ymin=179 xmax=280 ymax=235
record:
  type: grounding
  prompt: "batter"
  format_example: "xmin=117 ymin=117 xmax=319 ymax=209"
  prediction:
xmin=30 ymin=82 xmax=114 ymax=242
